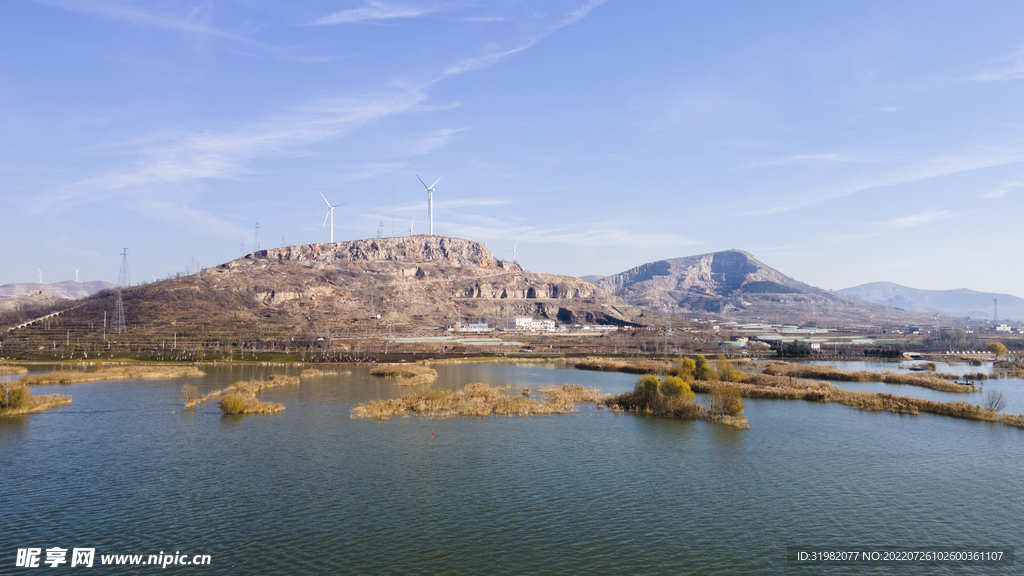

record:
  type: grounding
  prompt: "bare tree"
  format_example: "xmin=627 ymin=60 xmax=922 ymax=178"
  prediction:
xmin=984 ymin=391 xmax=1007 ymax=413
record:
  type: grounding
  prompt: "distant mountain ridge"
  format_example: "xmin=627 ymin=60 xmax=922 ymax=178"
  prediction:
xmin=0 ymin=280 xmax=115 ymax=299
xmin=838 ymin=282 xmax=1024 ymax=321
xmin=595 ymin=250 xmax=947 ymax=327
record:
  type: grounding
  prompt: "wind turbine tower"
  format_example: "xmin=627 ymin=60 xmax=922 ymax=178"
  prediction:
xmin=74 ymin=268 xmax=81 ymax=282
xmin=409 ymin=215 xmax=415 ymax=236
xmin=320 ymin=193 xmax=347 ymax=243
xmin=416 ymin=175 xmax=441 ymax=235
xmin=994 ymin=299 xmax=998 ymax=323
xmin=38 ymin=269 xmax=42 ymax=284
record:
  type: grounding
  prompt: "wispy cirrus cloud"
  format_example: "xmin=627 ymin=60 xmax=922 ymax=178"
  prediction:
xmin=31 ymin=0 xmax=265 ymax=47
xmin=880 ymin=209 xmax=952 ymax=230
xmin=966 ymin=49 xmax=1024 ymax=82
xmin=741 ymin=148 xmax=1024 ymax=216
xmin=44 ymin=89 xmax=428 ymax=209
xmin=311 ymin=1 xmax=445 ymax=25
xmin=981 ymin=181 xmax=1023 ymax=199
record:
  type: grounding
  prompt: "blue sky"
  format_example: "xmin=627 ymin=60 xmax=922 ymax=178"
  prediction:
xmin=2 ymin=1 xmax=1023 ymax=296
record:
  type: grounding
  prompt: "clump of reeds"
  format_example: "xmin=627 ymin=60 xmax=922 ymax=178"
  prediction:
xmin=16 ymin=365 xmax=204 ymax=386
xmin=196 ymin=375 xmax=297 ymax=410
xmin=686 ymin=375 xmax=1024 ymax=429
xmin=369 ymin=363 xmax=438 ymax=386
xmin=301 ymin=369 xmax=337 ymax=377
xmin=213 ymin=380 xmax=286 ymax=414
xmin=350 ymin=383 xmax=601 ymax=420
xmin=574 ymin=357 xmax=672 ymax=375
xmin=0 ymin=380 xmax=71 ymax=416
xmin=601 ymin=374 xmax=748 ymax=428
xmin=762 ymin=362 xmax=979 ymax=393
xmin=0 ymin=365 xmax=29 ymax=376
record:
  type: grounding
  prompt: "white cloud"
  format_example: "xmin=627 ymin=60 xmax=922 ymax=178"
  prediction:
xmin=32 ymin=0 xmax=265 ymax=47
xmin=312 ymin=1 xmax=443 ymax=25
xmin=981 ymin=181 xmax=1023 ymax=199
xmin=880 ymin=209 xmax=952 ymax=230
xmin=46 ymin=89 xmax=428 ymax=209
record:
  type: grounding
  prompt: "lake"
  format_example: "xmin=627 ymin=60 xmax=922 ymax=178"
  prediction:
xmin=2 ymin=360 xmax=1020 ymax=574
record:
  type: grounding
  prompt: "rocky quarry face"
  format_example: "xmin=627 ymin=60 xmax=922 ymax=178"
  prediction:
xmin=193 ymin=236 xmax=639 ymax=331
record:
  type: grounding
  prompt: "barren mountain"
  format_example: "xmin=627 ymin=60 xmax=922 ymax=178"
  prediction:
xmin=3 ymin=237 xmax=640 ymax=346
xmin=0 ymin=280 xmax=114 ymax=299
xmin=839 ymin=282 xmax=1024 ymax=321
xmin=597 ymin=250 xmax=954 ymax=328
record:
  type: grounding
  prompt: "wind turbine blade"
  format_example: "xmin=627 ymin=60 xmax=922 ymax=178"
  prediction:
xmin=332 ymin=202 xmax=348 ymax=208
xmin=320 ymin=192 xmax=332 ymax=208
xmin=514 ymin=241 xmax=518 ymax=249
xmin=416 ymin=175 xmax=428 ymax=189
xmin=431 ymin=177 xmax=442 ymax=188
xmin=323 ymin=209 xmax=331 ymax=228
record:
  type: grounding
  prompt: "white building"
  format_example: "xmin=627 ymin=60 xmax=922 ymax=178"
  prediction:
xmin=511 ymin=316 xmax=556 ymax=332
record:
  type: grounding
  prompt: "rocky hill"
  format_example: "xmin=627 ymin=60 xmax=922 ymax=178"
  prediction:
xmin=0 ymin=280 xmax=114 ymax=299
xmin=596 ymin=250 xmax=951 ymax=328
xmin=839 ymin=282 xmax=1024 ymax=321
xmin=3 ymin=237 xmax=640 ymax=346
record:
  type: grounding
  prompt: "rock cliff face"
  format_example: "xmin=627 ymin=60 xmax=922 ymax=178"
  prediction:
xmin=191 ymin=236 xmax=640 ymax=331
xmin=250 ymin=236 xmax=511 ymax=269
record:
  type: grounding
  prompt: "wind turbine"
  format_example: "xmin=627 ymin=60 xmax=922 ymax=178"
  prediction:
xmin=74 ymin=268 xmax=81 ymax=282
xmin=416 ymin=175 xmax=441 ymax=235
xmin=38 ymin=269 xmax=42 ymax=284
xmin=409 ymin=215 xmax=415 ymax=236
xmin=320 ymin=193 xmax=347 ymax=243
xmin=505 ymin=241 xmax=518 ymax=264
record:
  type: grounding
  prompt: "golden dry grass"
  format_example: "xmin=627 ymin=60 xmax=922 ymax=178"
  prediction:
xmin=193 ymin=374 xmax=298 ymax=409
xmin=0 ymin=365 xmax=29 ymax=375
xmin=17 ymin=365 xmax=204 ymax=386
xmin=574 ymin=357 xmax=672 ymax=375
xmin=301 ymin=369 xmax=337 ymax=377
xmin=761 ymin=362 xmax=979 ymax=393
xmin=686 ymin=375 xmax=1023 ymax=429
xmin=369 ymin=363 xmax=438 ymax=386
xmin=0 ymin=383 xmax=72 ymax=416
xmin=351 ymin=383 xmax=601 ymax=420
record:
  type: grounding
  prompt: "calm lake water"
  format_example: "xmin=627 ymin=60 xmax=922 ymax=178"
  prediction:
xmin=2 ymin=360 xmax=1021 ymax=574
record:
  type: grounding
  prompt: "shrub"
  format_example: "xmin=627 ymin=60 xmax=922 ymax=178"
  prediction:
xmin=181 ymin=384 xmax=199 ymax=404
xmin=987 ymin=342 xmax=1008 ymax=358
xmin=220 ymin=394 xmax=245 ymax=413
xmin=704 ymin=385 xmax=744 ymax=417
xmin=660 ymin=375 xmax=695 ymax=402
xmin=0 ymin=381 xmax=28 ymax=409
xmin=672 ymin=357 xmax=697 ymax=380
xmin=715 ymin=355 xmax=744 ymax=382
xmin=634 ymin=374 xmax=660 ymax=399
xmin=694 ymin=355 xmax=716 ymax=381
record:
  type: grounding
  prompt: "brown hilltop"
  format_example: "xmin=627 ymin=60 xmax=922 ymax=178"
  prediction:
xmin=3 ymin=236 xmax=639 ymax=347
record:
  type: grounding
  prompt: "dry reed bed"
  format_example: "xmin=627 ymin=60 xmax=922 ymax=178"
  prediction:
xmin=190 ymin=374 xmax=299 ymax=413
xmin=0 ymin=380 xmax=72 ymax=416
xmin=300 ymin=369 xmax=338 ymax=377
xmin=17 ymin=365 xmax=204 ymax=386
xmin=689 ymin=375 xmax=1024 ymax=429
xmin=761 ymin=362 xmax=980 ymax=393
xmin=574 ymin=358 xmax=672 ymax=374
xmin=369 ymin=364 xmax=438 ymax=386
xmin=0 ymin=365 xmax=29 ymax=376
xmin=351 ymin=383 xmax=600 ymax=420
